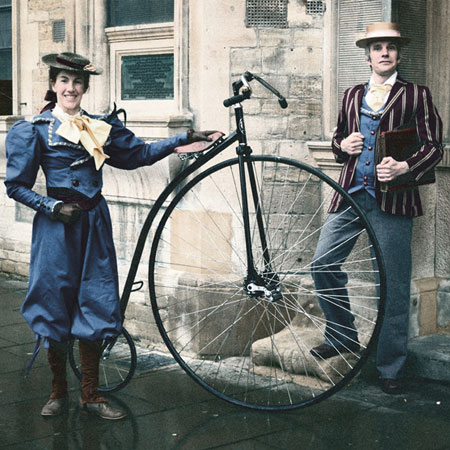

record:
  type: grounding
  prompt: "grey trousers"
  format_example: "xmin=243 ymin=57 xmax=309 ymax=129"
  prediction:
xmin=311 ymin=190 xmax=413 ymax=380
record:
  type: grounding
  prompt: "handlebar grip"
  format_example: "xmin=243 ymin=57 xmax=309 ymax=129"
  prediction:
xmin=223 ymin=93 xmax=249 ymax=107
xmin=278 ymin=98 xmax=288 ymax=109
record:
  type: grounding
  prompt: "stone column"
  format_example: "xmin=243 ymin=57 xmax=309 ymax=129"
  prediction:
xmin=427 ymin=0 xmax=450 ymax=141
xmin=425 ymin=0 xmax=450 ymax=335
xmin=92 ymin=0 xmax=109 ymax=114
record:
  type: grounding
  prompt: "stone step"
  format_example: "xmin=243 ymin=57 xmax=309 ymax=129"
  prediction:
xmin=406 ymin=334 xmax=450 ymax=382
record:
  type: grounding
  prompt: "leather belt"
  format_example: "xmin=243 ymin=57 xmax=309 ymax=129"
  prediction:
xmin=47 ymin=187 xmax=103 ymax=211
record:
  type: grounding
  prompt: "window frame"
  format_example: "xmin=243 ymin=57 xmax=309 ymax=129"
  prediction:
xmin=106 ymin=22 xmax=177 ymax=117
xmin=0 ymin=1 xmax=12 ymax=115
xmin=104 ymin=0 xmax=190 ymax=124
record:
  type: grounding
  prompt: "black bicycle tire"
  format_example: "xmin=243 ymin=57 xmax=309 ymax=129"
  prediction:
xmin=149 ymin=155 xmax=386 ymax=411
xmin=68 ymin=326 xmax=137 ymax=393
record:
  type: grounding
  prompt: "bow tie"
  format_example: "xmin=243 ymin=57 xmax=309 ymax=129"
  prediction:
xmin=56 ymin=116 xmax=112 ymax=170
xmin=366 ymin=83 xmax=392 ymax=111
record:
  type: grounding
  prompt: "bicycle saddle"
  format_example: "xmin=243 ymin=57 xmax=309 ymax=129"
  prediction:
xmin=173 ymin=131 xmax=224 ymax=154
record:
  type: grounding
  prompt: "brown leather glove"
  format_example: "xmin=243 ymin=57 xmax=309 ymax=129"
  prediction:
xmin=52 ymin=203 xmax=82 ymax=224
xmin=186 ymin=129 xmax=219 ymax=143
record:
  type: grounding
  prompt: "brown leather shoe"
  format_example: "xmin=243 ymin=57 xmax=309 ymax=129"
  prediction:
xmin=80 ymin=398 xmax=127 ymax=420
xmin=381 ymin=378 xmax=403 ymax=395
xmin=310 ymin=341 xmax=360 ymax=359
xmin=41 ymin=397 xmax=67 ymax=416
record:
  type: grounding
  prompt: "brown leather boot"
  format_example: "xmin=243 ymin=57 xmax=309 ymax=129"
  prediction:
xmin=41 ymin=341 xmax=68 ymax=416
xmin=78 ymin=339 xmax=127 ymax=420
xmin=79 ymin=340 xmax=103 ymax=403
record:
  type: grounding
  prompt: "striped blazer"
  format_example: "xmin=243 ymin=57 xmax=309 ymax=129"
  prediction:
xmin=330 ymin=77 xmax=443 ymax=216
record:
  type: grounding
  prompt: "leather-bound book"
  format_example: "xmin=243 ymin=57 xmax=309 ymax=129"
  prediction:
xmin=379 ymin=127 xmax=435 ymax=192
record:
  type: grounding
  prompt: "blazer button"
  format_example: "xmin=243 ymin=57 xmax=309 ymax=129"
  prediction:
xmin=365 ymin=161 xmax=370 ymax=166
xmin=370 ymin=130 xmax=375 ymax=135
xmin=72 ymin=179 xmax=80 ymax=187
xmin=368 ymin=146 xmax=373 ymax=151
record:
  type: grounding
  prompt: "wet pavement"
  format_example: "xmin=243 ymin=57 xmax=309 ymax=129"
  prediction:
xmin=1 ymin=273 xmax=450 ymax=450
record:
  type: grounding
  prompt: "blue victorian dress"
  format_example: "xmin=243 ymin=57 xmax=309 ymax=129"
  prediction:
xmin=5 ymin=109 xmax=188 ymax=349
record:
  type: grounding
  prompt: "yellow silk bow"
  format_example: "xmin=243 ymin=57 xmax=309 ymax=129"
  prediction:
xmin=366 ymin=83 xmax=392 ymax=112
xmin=56 ymin=116 xmax=112 ymax=170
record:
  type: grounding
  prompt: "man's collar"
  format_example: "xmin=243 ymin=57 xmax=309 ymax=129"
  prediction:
xmin=369 ymin=71 xmax=398 ymax=86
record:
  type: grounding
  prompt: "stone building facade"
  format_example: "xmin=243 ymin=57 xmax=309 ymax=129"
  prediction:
xmin=0 ymin=0 xmax=449 ymax=344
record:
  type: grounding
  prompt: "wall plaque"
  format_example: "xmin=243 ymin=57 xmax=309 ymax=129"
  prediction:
xmin=121 ymin=54 xmax=174 ymax=100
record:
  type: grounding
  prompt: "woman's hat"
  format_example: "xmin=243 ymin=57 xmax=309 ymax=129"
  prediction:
xmin=355 ymin=22 xmax=410 ymax=48
xmin=42 ymin=52 xmax=102 ymax=75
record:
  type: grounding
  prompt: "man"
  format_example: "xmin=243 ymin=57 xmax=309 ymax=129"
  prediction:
xmin=310 ymin=22 xmax=443 ymax=394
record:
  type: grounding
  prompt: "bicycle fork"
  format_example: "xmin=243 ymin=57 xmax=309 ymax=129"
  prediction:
xmin=234 ymin=100 xmax=282 ymax=303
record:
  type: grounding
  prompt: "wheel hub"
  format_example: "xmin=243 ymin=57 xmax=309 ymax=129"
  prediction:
xmin=244 ymin=278 xmax=282 ymax=303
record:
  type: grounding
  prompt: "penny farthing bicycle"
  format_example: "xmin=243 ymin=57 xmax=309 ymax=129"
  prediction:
xmin=69 ymin=72 xmax=386 ymax=411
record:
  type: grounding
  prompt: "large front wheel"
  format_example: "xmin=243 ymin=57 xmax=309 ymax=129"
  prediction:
xmin=149 ymin=156 xmax=385 ymax=410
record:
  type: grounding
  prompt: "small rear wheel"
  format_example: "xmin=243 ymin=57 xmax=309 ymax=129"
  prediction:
xmin=149 ymin=156 xmax=385 ymax=410
xmin=68 ymin=327 xmax=137 ymax=393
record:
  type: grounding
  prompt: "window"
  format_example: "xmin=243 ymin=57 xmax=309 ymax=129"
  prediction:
xmin=105 ymin=0 xmax=186 ymax=120
xmin=0 ymin=0 xmax=12 ymax=115
xmin=108 ymin=0 xmax=173 ymax=27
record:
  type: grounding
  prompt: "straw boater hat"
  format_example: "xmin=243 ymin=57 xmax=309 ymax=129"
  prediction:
xmin=42 ymin=52 xmax=102 ymax=75
xmin=355 ymin=22 xmax=410 ymax=48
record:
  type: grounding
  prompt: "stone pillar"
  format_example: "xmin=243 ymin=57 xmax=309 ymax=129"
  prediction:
xmin=92 ymin=0 xmax=109 ymax=114
xmin=427 ymin=0 xmax=450 ymax=141
xmin=426 ymin=1 xmax=450 ymax=336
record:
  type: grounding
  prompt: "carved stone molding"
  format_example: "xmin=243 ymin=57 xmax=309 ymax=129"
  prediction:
xmin=307 ymin=140 xmax=340 ymax=174
xmin=105 ymin=24 xmax=174 ymax=43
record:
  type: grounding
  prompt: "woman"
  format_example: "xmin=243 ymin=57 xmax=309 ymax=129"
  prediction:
xmin=5 ymin=52 xmax=214 ymax=420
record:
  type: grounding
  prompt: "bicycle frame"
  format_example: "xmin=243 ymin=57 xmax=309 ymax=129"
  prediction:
xmin=120 ymin=72 xmax=287 ymax=316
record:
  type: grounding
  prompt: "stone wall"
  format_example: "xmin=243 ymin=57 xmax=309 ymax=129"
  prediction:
xmin=0 ymin=116 xmax=31 ymax=277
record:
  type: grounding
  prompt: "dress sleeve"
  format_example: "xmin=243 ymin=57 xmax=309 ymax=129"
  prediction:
xmin=104 ymin=117 xmax=189 ymax=170
xmin=4 ymin=120 xmax=60 ymax=218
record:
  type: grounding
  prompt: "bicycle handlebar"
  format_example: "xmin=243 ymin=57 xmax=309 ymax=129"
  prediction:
xmin=223 ymin=91 xmax=251 ymax=107
xmin=223 ymin=72 xmax=288 ymax=109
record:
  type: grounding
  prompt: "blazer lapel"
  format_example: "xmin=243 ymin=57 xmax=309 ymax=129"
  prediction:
xmin=380 ymin=77 xmax=407 ymax=121
xmin=351 ymin=84 xmax=366 ymax=131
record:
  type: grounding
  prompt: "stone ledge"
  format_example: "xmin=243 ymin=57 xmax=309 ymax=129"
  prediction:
xmin=406 ymin=334 xmax=450 ymax=382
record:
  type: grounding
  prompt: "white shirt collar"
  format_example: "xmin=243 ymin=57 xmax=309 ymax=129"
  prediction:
xmin=369 ymin=71 xmax=398 ymax=87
